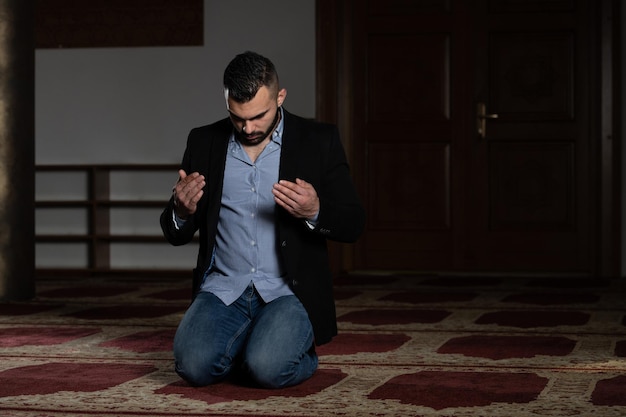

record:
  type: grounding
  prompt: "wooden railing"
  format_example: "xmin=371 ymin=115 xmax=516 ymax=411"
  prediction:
xmin=35 ymin=164 xmax=196 ymax=277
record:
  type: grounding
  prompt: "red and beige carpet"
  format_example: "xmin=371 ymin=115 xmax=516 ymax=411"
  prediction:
xmin=0 ymin=273 xmax=625 ymax=417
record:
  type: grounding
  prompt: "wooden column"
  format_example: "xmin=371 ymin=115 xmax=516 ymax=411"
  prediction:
xmin=0 ymin=0 xmax=35 ymax=300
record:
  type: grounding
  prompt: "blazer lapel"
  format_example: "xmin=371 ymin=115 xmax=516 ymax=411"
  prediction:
xmin=207 ymin=119 xmax=232 ymax=195
xmin=279 ymin=110 xmax=300 ymax=182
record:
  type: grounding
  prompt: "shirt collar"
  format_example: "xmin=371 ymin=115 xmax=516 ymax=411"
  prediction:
xmin=229 ymin=107 xmax=284 ymax=148
xmin=273 ymin=107 xmax=285 ymax=145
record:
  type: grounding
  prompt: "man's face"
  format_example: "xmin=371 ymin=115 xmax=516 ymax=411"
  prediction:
xmin=227 ymin=86 xmax=286 ymax=147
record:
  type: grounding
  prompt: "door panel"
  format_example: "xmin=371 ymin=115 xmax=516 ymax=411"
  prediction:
xmin=365 ymin=142 xmax=451 ymax=269
xmin=362 ymin=30 xmax=455 ymax=269
xmin=352 ymin=0 xmax=468 ymax=270
xmin=468 ymin=0 xmax=592 ymax=271
xmin=489 ymin=142 xmax=574 ymax=231
xmin=367 ymin=33 xmax=451 ymax=123
xmin=348 ymin=0 xmax=599 ymax=274
xmin=489 ymin=32 xmax=575 ymax=120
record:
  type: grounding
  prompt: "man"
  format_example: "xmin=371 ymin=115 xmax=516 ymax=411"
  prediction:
xmin=160 ymin=51 xmax=365 ymax=389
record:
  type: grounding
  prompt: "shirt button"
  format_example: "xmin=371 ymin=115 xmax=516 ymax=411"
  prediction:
xmin=251 ymin=268 xmax=256 ymax=273
xmin=281 ymin=241 xmax=287 ymax=247
xmin=251 ymin=240 xmax=256 ymax=246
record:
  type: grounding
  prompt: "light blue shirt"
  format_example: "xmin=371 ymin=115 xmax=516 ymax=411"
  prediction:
xmin=199 ymin=109 xmax=294 ymax=305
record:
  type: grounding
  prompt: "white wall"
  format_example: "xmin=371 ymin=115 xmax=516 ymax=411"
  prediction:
xmin=35 ymin=0 xmax=316 ymax=164
xmin=34 ymin=0 xmax=315 ymax=270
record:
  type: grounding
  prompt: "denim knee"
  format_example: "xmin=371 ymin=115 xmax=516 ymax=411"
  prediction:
xmin=244 ymin=348 xmax=318 ymax=389
xmin=245 ymin=356 xmax=295 ymax=389
xmin=174 ymin=352 xmax=232 ymax=387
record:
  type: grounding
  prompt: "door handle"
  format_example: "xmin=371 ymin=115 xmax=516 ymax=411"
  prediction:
xmin=477 ymin=102 xmax=498 ymax=139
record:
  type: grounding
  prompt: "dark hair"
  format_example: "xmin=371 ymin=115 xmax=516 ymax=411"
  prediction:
xmin=223 ymin=51 xmax=279 ymax=103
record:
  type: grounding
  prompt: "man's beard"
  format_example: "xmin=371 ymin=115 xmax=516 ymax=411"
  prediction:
xmin=235 ymin=110 xmax=281 ymax=146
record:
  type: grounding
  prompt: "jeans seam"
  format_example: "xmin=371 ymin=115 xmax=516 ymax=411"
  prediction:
xmin=223 ymin=317 xmax=251 ymax=366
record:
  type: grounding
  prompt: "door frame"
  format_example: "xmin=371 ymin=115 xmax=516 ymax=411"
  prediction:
xmin=315 ymin=0 xmax=621 ymax=277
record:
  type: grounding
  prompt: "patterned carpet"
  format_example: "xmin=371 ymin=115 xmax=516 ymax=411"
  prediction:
xmin=0 ymin=273 xmax=625 ymax=417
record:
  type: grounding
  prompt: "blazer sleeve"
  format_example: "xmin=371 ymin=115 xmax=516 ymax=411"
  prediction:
xmin=159 ymin=129 xmax=203 ymax=246
xmin=310 ymin=124 xmax=365 ymax=243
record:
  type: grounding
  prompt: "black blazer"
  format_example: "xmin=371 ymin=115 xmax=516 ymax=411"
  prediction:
xmin=160 ymin=110 xmax=365 ymax=345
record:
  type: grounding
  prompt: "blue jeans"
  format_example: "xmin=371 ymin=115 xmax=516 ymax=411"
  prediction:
xmin=173 ymin=284 xmax=318 ymax=389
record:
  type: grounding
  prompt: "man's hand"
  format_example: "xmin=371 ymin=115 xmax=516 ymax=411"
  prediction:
xmin=172 ymin=169 xmax=205 ymax=219
xmin=272 ymin=178 xmax=319 ymax=219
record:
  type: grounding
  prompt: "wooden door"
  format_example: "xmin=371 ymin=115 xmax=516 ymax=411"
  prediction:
xmin=467 ymin=0 xmax=595 ymax=272
xmin=317 ymin=0 xmax=614 ymax=275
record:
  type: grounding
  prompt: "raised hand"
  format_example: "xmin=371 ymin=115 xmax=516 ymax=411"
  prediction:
xmin=272 ymin=178 xmax=320 ymax=220
xmin=173 ymin=169 xmax=205 ymax=219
